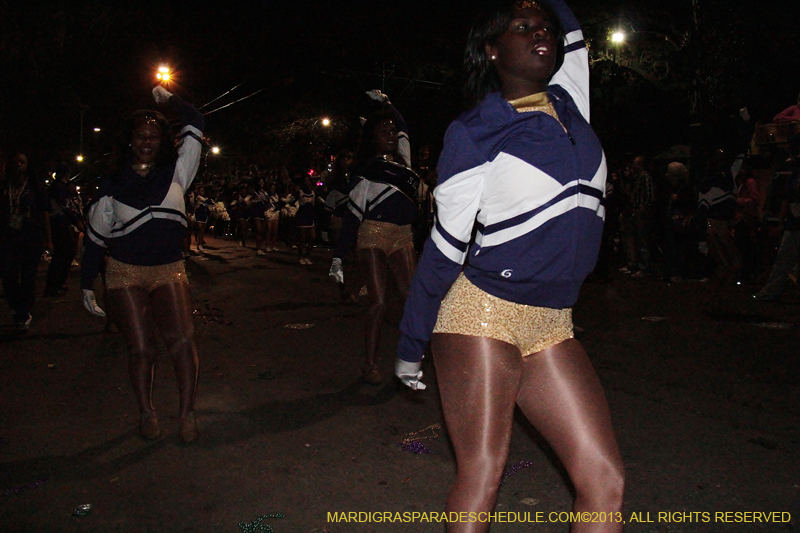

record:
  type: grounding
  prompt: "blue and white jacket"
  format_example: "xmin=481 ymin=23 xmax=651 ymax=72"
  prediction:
xmin=333 ymin=103 xmax=418 ymax=259
xmin=81 ymin=95 xmax=204 ymax=289
xmin=397 ymin=0 xmax=606 ymax=362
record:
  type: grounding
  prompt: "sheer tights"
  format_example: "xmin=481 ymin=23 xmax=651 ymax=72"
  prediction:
xmin=109 ymin=281 xmax=199 ymax=419
xmin=359 ymin=246 xmax=416 ymax=370
xmin=432 ymin=335 xmax=624 ymax=533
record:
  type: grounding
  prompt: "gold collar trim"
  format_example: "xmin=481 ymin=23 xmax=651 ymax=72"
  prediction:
xmin=508 ymin=92 xmax=550 ymax=110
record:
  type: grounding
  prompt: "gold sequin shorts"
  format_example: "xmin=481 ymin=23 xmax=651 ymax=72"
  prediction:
xmin=106 ymin=258 xmax=188 ymax=292
xmin=357 ymin=220 xmax=414 ymax=256
xmin=433 ymin=273 xmax=574 ymax=356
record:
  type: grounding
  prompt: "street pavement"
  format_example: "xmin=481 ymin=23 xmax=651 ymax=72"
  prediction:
xmin=1 ymin=235 xmax=798 ymax=532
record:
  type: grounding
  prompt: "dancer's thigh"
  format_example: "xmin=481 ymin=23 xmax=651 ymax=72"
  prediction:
xmin=109 ymin=286 xmax=158 ymax=357
xmin=515 ymin=339 xmax=621 ymax=477
xmin=387 ymin=246 xmax=417 ymax=296
xmin=432 ymin=333 xmax=522 ymax=459
xmin=150 ymin=281 xmax=195 ymax=343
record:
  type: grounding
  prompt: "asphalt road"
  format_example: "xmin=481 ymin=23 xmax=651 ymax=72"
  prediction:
xmin=1 ymin=236 xmax=798 ymax=532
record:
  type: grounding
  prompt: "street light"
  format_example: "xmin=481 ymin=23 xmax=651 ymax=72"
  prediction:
xmin=611 ymin=31 xmax=625 ymax=43
xmin=76 ymin=155 xmax=84 ymax=162
xmin=156 ymin=66 xmax=171 ymax=82
xmin=211 ymin=146 xmax=220 ymax=155
xmin=321 ymin=117 xmax=331 ymax=127
xmin=93 ymin=127 xmax=101 ymax=132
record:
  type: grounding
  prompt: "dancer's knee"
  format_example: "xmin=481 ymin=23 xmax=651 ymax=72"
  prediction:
xmin=367 ymin=294 xmax=386 ymax=316
xmin=166 ymin=334 xmax=196 ymax=361
xmin=573 ymin=453 xmax=625 ymax=509
xmin=128 ymin=342 xmax=156 ymax=362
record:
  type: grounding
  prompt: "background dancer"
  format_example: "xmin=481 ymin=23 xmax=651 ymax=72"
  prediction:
xmin=81 ymin=86 xmax=204 ymax=443
xmin=396 ymin=1 xmax=624 ymax=530
xmin=329 ymin=90 xmax=419 ymax=384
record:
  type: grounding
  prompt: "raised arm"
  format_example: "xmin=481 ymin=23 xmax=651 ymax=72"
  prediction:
xmin=366 ymin=90 xmax=411 ymax=167
xmin=153 ymin=86 xmax=205 ymax=192
xmin=544 ymin=0 xmax=591 ymax=121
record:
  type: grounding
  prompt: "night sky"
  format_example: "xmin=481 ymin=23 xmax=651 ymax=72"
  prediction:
xmin=2 ymin=0 xmax=799 ymax=173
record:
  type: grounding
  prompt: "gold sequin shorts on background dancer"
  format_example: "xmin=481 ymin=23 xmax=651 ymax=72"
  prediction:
xmin=105 ymin=258 xmax=188 ymax=292
xmin=356 ymin=220 xmax=414 ymax=256
xmin=433 ymin=273 xmax=574 ymax=356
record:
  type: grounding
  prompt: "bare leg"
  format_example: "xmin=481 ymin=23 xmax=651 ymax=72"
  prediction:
xmin=359 ymin=248 xmax=388 ymax=380
xmin=516 ymin=339 xmax=624 ymax=532
xmin=432 ymin=334 xmax=521 ymax=533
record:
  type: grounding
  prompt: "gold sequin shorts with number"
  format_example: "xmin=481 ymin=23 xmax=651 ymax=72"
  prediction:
xmin=433 ymin=273 xmax=574 ymax=356
xmin=357 ymin=220 xmax=414 ymax=256
xmin=106 ymin=257 xmax=188 ymax=292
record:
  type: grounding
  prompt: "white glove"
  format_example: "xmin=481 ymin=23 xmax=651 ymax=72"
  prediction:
xmin=152 ymin=86 xmax=173 ymax=104
xmin=329 ymin=257 xmax=344 ymax=284
xmin=365 ymin=89 xmax=389 ymax=103
xmin=395 ymin=359 xmax=426 ymax=390
xmin=82 ymin=289 xmax=106 ymax=317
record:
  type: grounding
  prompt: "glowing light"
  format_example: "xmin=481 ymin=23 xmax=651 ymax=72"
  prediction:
xmin=93 ymin=127 xmax=101 ymax=132
xmin=611 ymin=32 xmax=625 ymax=43
xmin=76 ymin=155 xmax=84 ymax=162
xmin=156 ymin=66 xmax=171 ymax=82
xmin=321 ymin=118 xmax=331 ymax=126
xmin=211 ymin=146 xmax=220 ymax=155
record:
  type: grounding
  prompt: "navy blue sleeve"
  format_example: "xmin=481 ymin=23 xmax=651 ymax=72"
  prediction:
xmin=80 ymin=240 xmax=105 ymax=290
xmin=396 ymin=120 xmax=487 ymax=362
xmin=334 ymin=211 xmax=360 ymax=259
xmin=168 ymin=94 xmax=205 ymax=132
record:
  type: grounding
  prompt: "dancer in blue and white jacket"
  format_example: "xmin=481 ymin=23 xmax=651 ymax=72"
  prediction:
xmin=81 ymin=86 xmax=203 ymax=444
xmin=396 ymin=1 xmax=624 ymax=529
xmin=329 ymin=90 xmax=419 ymax=385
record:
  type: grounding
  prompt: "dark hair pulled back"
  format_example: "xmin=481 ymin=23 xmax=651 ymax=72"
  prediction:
xmin=463 ymin=0 xmax=564 ymax=107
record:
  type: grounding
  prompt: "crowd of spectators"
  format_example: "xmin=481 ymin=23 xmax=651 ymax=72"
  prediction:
xmin=600 ymin=145 xmax=798 ymax=297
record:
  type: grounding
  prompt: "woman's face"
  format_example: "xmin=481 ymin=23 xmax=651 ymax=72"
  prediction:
xmin=374 ymin=119 xmax=399 ymax=156
xmin=13 ymin=154 xmax=28 ymax=174
xmin=131 ymin=123 xmax=163 ymax=165
xmin=486 ymin=6 xmax=557 ymax=98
